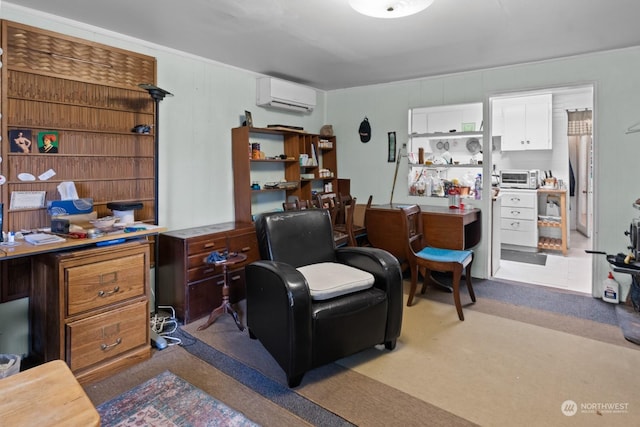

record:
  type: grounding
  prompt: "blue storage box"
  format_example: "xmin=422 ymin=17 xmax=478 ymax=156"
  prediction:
xmin=47 ymin=198 xmax=94 ymax=216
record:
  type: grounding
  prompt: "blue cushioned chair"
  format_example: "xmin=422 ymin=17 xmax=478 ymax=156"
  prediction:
xmin=399 ymin=204 xmax=476 ymax=320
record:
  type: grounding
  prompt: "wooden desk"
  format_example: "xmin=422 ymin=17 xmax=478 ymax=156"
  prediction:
xmin=0 ymin=360 xmax=100 ymax=426
xmin=365 ymin=204 xmax=481 ymax=265
xmin=0 ymin=225 xmax=165 ymax=260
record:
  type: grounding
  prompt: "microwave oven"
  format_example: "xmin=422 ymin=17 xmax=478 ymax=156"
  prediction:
xmin=500 ymin=169 xmax=540 ymax=189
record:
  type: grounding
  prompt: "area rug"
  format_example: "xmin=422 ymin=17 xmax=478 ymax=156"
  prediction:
xmin=501 ymin=248 xmax=547 ymax=265
xmin=97 ymin=370 xmax=259 ymax=427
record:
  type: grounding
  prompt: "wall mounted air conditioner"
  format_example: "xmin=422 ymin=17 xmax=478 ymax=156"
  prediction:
xmin=256 ymin=77 xmax=316 ymax=113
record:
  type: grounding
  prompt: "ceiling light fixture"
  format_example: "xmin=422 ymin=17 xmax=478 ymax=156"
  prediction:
xmin=349 ymin=0 xmax=434 ymax=19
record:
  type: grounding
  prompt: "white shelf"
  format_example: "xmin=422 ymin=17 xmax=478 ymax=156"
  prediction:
xmin=409 ymin=131 xmax=483 ymax=139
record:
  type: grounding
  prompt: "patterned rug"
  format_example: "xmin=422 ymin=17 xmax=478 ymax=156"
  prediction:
xmin=97 ymin=370 xmax=260 ymax=426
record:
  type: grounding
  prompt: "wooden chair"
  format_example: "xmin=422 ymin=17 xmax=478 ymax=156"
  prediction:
xmin=296 ymin=199 xmax=312 ymax=210
xmin=283 ymin=201 xmax=298 ymax=211
xmin=350 ymin=195 xmax=373 ymax=246
xmin=399 ymin=204 xmax=476 ymax=320
xmin=316 ymin=193 xmax=347 ymax=246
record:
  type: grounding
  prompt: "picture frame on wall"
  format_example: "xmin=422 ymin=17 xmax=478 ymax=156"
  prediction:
xmin=245 ymin=111 xmax=253 ymax=127
xmin=388 ymin=132 xmax=396 ymax=162
xmin=37 ymin=131 xmax=59 ymax=154
xmin=9 ymin=129 xmax=34 ymax=153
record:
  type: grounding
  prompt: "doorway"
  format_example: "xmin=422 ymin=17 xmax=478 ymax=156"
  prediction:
xmin=490 ymin=85 xmax=594 ymax=294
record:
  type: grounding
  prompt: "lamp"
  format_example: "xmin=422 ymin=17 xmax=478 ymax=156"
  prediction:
xmin=138 ymin=83 xmax=173 ymax=225
xmin=349 ymin=0 xmax=434 ymax=18
xmin=139 ymin=83 xmax=172 ymax=321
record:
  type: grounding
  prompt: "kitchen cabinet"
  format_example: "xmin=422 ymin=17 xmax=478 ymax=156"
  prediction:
xmin=537 ymin=188 xmax=568 ymax=255
xmin=496 ymin=94 xmax=552 ymax=151
xmin=500 ymin=189 xmax=538 ymax=248
xmin=31 ymin=241 xmax=151 ymax=385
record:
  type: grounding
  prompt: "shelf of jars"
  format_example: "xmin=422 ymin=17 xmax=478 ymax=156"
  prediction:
xmin=408 ymin=166 xmax=482 ymax=199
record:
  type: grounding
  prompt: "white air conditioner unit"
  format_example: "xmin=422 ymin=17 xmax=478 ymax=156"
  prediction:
xmin=256 ymin=77 xmax=316 ymax=113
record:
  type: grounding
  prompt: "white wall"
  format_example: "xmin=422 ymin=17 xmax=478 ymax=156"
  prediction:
xmin=4 ymin=4 xmax=640 ymax=293
xmin=1 ymin=4 xmax=328 ymax=232
xmin=326 ymin=50 xmax=640 ymax=292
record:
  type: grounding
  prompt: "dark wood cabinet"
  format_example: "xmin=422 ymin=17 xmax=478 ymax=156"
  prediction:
xmin=158 ymin=222 xmax=259 ymax=324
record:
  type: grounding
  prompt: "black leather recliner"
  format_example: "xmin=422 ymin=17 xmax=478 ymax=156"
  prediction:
xmin=246 ymin=209 xmax=403 ymax=387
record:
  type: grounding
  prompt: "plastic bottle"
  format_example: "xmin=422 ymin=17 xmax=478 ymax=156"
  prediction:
xmin=474 ymin=174 xmax=482 ymax=200
xmin=602 ymin=272 xmax=619 ymax=303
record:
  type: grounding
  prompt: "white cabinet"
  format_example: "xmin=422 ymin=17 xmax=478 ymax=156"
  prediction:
xmin=500 ymin=189 xmax=538 ymax=247
xmin=495 ymin=94 xmax=552 ymax=151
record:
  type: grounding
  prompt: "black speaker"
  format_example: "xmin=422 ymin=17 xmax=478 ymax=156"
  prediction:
xmin=51 ymin=218 xmax=70 ymax=234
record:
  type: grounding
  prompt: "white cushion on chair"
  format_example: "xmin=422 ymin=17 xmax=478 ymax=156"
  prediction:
xmin=297 ymin=262 xmax=375 ymax=301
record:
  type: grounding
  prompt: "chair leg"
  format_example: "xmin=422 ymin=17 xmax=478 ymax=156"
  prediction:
xmin=452 ymin=264 xmax=465 ymax=321
xmin=465 ymin=263 xmax=476 ymax=303
xmin=407 ymin=263 xmax=419 ymax=306
xmin=420 ymin=267 xmax=429 ymax=294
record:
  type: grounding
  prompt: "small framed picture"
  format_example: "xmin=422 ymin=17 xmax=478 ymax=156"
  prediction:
xmin=9 ymin=129 xmax=34 ymax=153
xmin=37 ymin=131 xmax=59 ymax=154
xmin=388 ymin=132 xmax=396 ymax=162
xmin=245 ymin=111 xmax=253 ymax=127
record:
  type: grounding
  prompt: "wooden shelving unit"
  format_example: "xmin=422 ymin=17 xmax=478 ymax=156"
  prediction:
xmin=231 ymin=126 xmax=338 ymax=223
xmin=537 ymin=188 xmax=568 ymax=255
xmin=1 ymin=20 xmax=158 ymax=232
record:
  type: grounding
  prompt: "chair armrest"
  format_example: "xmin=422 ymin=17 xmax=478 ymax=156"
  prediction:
xmin=335 ymin=247 xmax=403 ymax=341
xmin=245 ymin=261 xmax=313 ymax=377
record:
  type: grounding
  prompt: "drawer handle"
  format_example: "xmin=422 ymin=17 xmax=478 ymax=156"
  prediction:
xmin=98 ymin=286 xmax=120 ymax=297
xmin=203 ymin=267 xmax=216 ymax=274
xmin=240 ymin=246 xmax=251 ymax=252
xmin=510 ymin=197 xmax=520 ymax=202
xmin=101 ymin=337 xmax=122 ymax=351
xmin=229 ymin=274 xmax=242 ymax=282
xmin=510 ymin=210 xmax=521 ymax=216
xmin=204 ymin=242 xmax=216 ymax=248
xmin=510 ymin=221 xmax=520 ymax=228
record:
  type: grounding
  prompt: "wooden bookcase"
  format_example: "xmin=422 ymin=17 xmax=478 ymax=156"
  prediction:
xmin=231 ymin=126 xmax=339 ymax=223
xmin=0 ymin=20 xmax=157 ymax=232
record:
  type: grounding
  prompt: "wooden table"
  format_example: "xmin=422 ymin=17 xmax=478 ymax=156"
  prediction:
xmin=0 ymin=360 xmax=100 ymax=426
xmin=198 ymin=253 xmax=247 ymax=331
xmin=365 ymin=203 xmax=481 ymax=264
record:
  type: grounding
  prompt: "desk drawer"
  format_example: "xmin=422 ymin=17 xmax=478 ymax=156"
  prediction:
xmin=500 ymin=206 xmax=536 ymax=221
xmin=501 ymin=191 xmax=536 ymax=208
xmin=66 ymin=300 xmax=148 ymax=372
xmin=187 ymin=236 xmax=227 ymax=256
xmin=188 ymin=264 xmax=222 ymax=283
xmin=66 ymin=252 xmax=146 ymax=316
xmin=500 ymin=218 xmax=537 ymax=232
xmin=228 ymin=231 xmax=259 ymax=266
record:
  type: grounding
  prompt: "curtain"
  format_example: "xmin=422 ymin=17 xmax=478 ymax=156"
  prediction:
xmin=567 ymin=109 xmax=592 ymax=135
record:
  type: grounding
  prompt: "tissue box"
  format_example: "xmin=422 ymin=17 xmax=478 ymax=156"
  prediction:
xmin=47 ymin=198 xmax=94 ymax=216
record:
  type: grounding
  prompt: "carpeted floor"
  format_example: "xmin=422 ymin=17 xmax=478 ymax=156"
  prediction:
xmin=85 ymin=278 xmax=640 ymax=426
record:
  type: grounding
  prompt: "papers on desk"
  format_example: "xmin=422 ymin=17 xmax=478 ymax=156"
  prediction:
xmin=24 ymin=233 xmax=66 ymax=245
